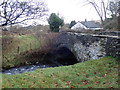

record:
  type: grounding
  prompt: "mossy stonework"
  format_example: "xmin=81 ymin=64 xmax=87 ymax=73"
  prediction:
xmin=55 ymin=32 xmax=120 ymax=62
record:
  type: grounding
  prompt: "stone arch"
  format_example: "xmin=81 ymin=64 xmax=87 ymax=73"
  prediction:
xmin=51 ymin=46 xmax=78 ymax=65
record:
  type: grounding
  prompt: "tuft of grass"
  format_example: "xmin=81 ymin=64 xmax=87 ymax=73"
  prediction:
xmin=1 ymin=56 xmax=119 ymax=88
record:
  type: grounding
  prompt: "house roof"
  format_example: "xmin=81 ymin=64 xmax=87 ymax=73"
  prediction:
xmin=80 ymin=21 xmax=101 ymax=28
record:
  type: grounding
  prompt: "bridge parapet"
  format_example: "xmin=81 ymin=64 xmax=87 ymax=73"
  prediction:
xmin=54 ymin=32 xmax=120 ymax=62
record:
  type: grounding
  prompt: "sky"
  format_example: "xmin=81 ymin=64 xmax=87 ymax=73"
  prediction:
xmin=25 ymin=0 xmax=111 ymax=25
xmin=45 ymin=0 xmax=106 ymax=24
xmin=0 ymin=0 xmax=115 ymax=26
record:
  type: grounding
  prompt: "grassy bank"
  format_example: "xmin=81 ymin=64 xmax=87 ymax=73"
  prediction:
xmin=2 ymin=34 xmax=41 ymax=69
xmin=2 ymin=31 xmax=59 ymax=69
xmin=1 ymin=56 xmax=119 ymax=88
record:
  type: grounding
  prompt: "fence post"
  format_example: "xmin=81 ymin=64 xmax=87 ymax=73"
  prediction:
xmin=17 ymin=46 xmax=20 ymax=54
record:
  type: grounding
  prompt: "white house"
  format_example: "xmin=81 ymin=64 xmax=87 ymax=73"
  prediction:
xmin=71 ymin=21 xmax=103 ymax=30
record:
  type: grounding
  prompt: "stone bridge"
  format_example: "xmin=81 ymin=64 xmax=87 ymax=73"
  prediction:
xmin=53 ymin=32 xmax=120 ymax=62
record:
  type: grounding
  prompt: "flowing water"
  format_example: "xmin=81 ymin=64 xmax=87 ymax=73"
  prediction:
xmin=1 ymin=64 xmax=61 ymax=75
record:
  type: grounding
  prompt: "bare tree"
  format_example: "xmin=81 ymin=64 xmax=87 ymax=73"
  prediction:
xmin=85 ymin=0 xmax=109 ymax=23
xmin=109 ymin=1 xmax=119 ymax=18
xmin=0 ymin=0 xmax=48 ymax=26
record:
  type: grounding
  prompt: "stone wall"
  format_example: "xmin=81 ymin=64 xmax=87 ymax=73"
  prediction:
xmin=54 ymin=32 xmax=120 ymax=62
xmin=105 ymin=37 xmax=120 ymax=58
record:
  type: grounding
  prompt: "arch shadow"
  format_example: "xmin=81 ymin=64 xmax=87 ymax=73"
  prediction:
xmin=45 ymin=46 xmax=79 ymax=66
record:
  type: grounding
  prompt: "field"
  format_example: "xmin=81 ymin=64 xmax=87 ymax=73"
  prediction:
xmin=1 ymin=56 xmax=119 ymax=88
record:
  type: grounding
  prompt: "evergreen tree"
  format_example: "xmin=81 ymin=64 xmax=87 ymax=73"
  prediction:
xmin=69 ymin=20 xmax=76 ymax=29
xmin=48 ymin=13 xmax=64 ymax=32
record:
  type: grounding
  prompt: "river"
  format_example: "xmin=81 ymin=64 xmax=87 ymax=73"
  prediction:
xmin=1 ymin=64 xmax=62 ymax=75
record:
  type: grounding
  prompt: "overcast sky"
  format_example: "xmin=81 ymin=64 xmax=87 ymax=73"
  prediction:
xmin=45 ymin=0 xmax=108 ymax=23
xmin=0 ymin=0 xmax=114 ymax=26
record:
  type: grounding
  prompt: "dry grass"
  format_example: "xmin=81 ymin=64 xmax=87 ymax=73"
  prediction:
xmin=20 ymin=31 xmax=60 ymax=65
xmin=35 ymin=31 xmax=58 ymax=52
xmin=1 ymin=26 xmax=60 ymax=69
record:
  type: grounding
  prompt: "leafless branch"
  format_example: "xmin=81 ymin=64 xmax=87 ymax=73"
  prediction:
xmin=0 ymin=0 xmax=48 ymax=26
xmin=85 ymin=0 xmax=110 ymax=23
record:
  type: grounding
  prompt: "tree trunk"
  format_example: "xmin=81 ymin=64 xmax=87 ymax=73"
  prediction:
xmin=100 ymin=17 xmax=104 ymax=29
xmin=118 ymin=16 xmax=120 ymax=31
